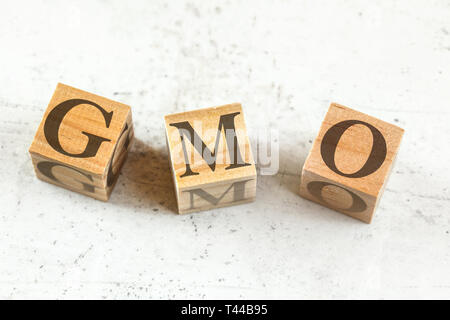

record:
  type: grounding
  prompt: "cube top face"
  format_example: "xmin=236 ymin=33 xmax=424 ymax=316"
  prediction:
xmin=29 ymin=83 xmax=131 ymax=176
xmin=304 ymin=103 xmax=404 ymax=197
xmin=164 ymin=103 xmax=256 ymax=190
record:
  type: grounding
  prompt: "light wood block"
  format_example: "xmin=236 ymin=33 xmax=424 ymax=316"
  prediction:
xmin=299 ymin=103 xmax=404 ymax=223
xmin=29 ymin=83 xmax=134 ymax=201
xmin=164 ymin=103 xmax=256 ymax=214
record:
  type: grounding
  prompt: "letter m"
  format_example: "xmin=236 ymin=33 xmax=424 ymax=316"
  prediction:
xmin=169 ymin=112 xmax=251 ymax=178
xmin=185 ymin=179 xmax=253 ymax=210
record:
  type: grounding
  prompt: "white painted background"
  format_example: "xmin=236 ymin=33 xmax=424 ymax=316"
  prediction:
xmin=0 ymin=0 xmax=449 ymax=299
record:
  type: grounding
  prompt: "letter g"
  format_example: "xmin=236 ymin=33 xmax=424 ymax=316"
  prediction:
xmin=44 ymin=99 xmax=113 ymax=158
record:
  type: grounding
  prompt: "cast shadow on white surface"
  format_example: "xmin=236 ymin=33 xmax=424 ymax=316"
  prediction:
xmin=264 ymin=139 xmax=310 ymax=196
xmin=109 ymin=138 xmax=178 ymax=214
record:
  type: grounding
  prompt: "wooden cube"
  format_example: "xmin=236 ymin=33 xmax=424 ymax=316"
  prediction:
xmin=29 ymin=83 xmax=134 ymax=201
xmin=299 ymin=103 xmax=404 ymax=223
xmin=164 ymin=103 xmax=256 ymax=214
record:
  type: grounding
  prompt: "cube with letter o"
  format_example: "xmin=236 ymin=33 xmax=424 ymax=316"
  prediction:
xmin=299 ymin=102 xmax=404 ymax=223
xmin=29 ymin=83 xmax=134 ymax=201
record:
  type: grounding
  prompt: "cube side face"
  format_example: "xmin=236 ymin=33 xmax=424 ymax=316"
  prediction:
xmin=104 ymin=111 xmax=134 ymax=188
xmin=299 ymin=169 xmax=376 ymax=223
xmin=165 ymin=134 xmax=181 ymax=211
xmin=177 ymin=177 xmax=256 ymax=214
xmin=30 ymin=153 xmax=110 ymax=201
xmin=30 ymin=152 xmax=106 ymax=188
xmin=304 ymin=103 xmax=404 ymax=198
xmin=164 ymin=103 xmax=257 ymax=213
xmin=29 ymin=83 xmax=131 ymax=176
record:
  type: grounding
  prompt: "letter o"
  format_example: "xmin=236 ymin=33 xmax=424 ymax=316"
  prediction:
xmin=320 ymin=120 xmax=387 ymax=178
xmin=307 ymin=181 xmax=367 ymax=213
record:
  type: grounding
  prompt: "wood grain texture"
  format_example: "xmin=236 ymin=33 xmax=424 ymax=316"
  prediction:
xmin=164 ymin=103 xmax=256 ymax=213
xmin=29 ymin=83 xmax=133 ymax=200
xmin=299 ymin=103 xmax=404 ymax=223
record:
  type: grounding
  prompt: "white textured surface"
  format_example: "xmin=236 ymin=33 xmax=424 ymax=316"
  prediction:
xmin=1 ymin=0 xmax=449 ymax=299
